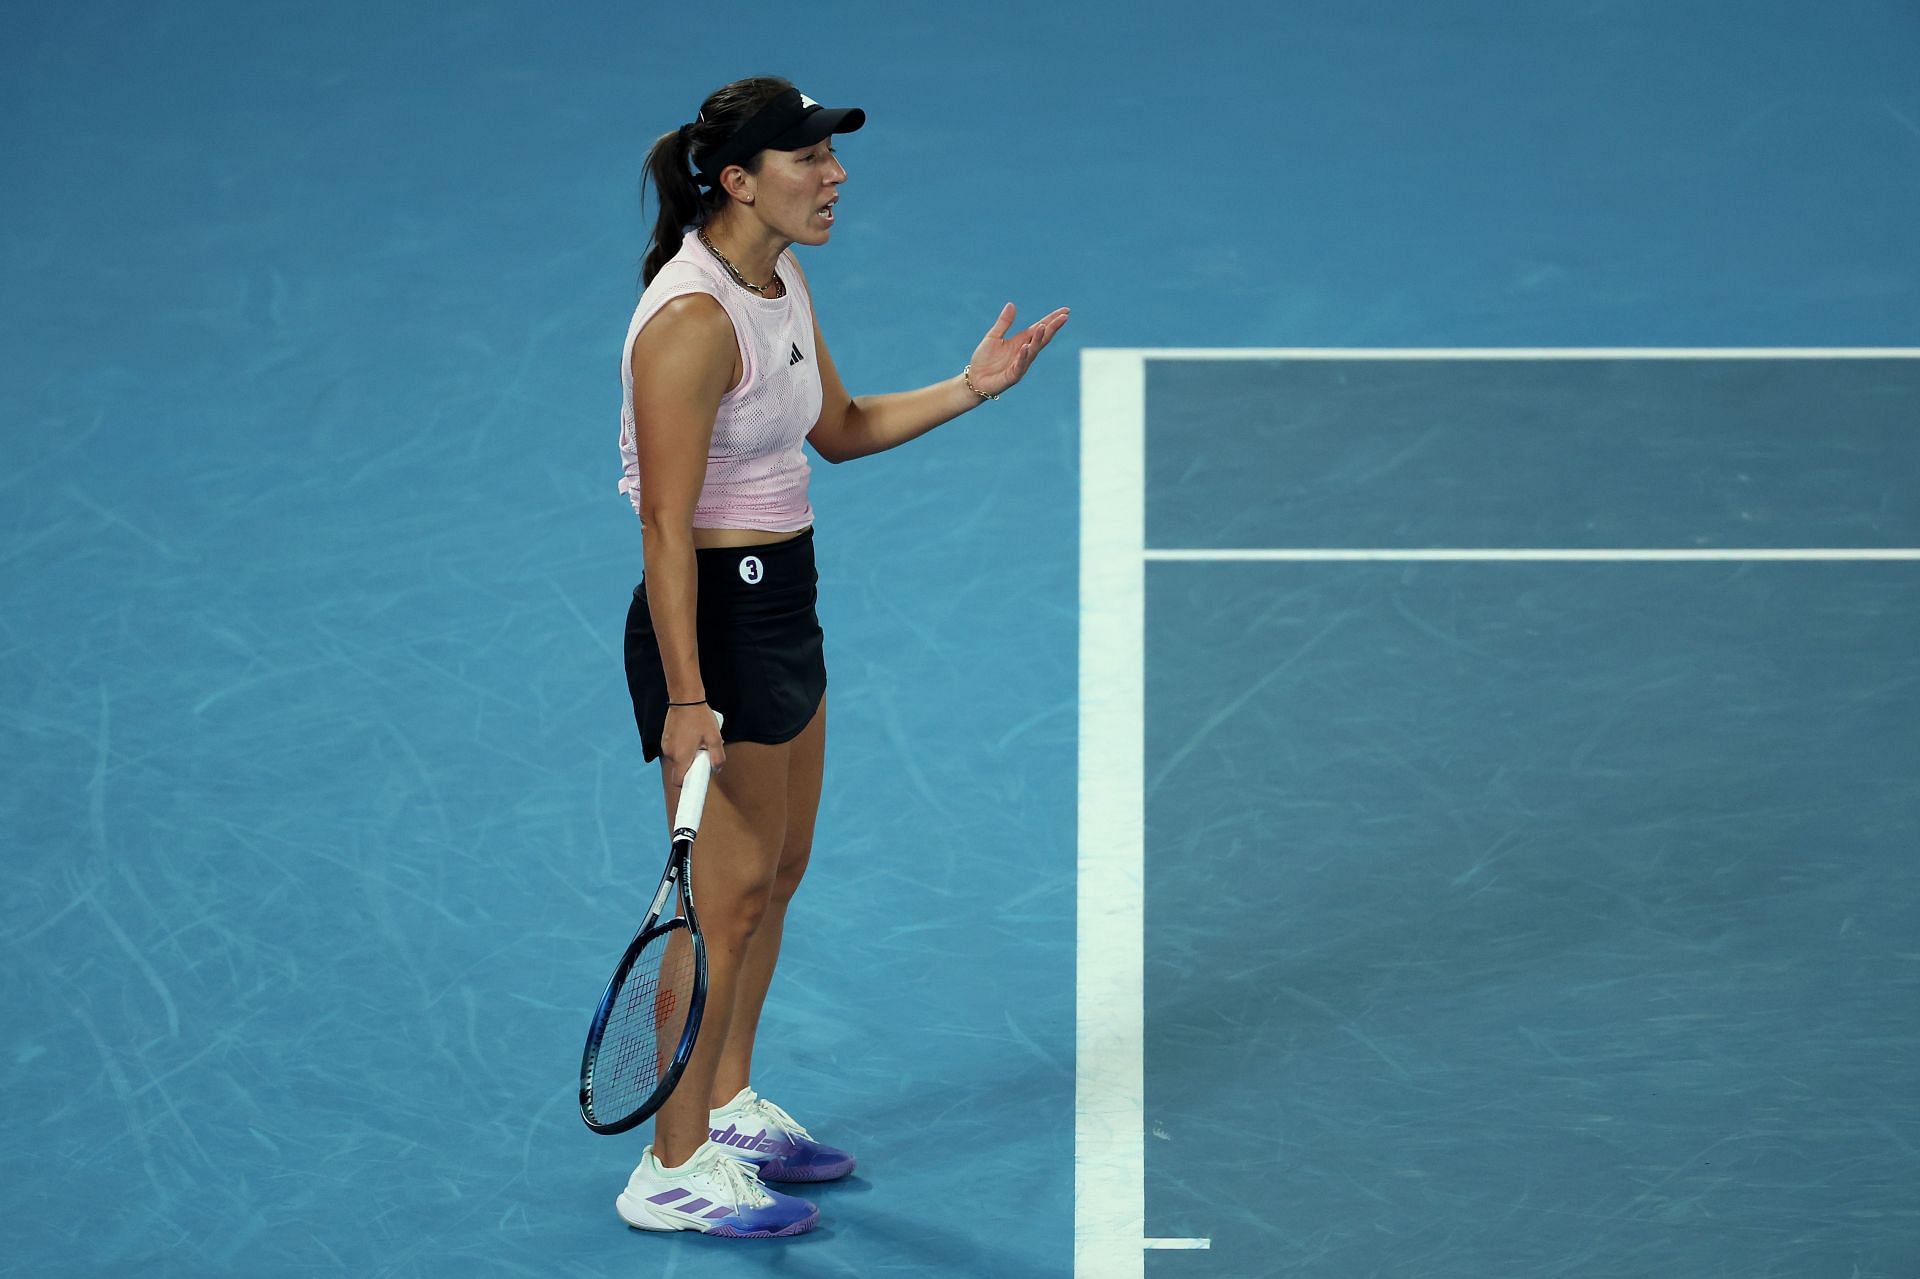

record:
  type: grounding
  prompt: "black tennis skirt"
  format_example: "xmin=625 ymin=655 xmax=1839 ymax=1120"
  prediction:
xmin=623 ymin=527 xmax=826 ymax=763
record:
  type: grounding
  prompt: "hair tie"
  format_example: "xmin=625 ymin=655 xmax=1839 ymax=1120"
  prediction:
xmin=677 ymin=122 xmax=694 ymax=146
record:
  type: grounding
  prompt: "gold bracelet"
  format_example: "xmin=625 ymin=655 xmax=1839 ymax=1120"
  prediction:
xmin=962 ymin=364 xmax=1000 ymax=401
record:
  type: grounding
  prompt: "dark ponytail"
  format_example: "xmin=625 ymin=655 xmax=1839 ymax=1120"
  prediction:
xmin=640 ymin=75 xmax=795 ymax=287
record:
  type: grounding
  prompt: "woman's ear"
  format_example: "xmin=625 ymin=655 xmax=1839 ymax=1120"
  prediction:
xmin=721 ymin=165 xmax=755 ymax=205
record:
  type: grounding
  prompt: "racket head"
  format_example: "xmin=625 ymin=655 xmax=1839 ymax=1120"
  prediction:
xmin=578 ymin=912 xmax=709 ymax=1134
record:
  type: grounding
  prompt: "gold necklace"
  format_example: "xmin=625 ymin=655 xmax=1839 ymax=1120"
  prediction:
xmin=697 ymin=228 xmax=782 ymax=297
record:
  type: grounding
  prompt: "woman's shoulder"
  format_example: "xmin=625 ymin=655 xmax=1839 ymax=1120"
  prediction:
xmin=643 ymin=249 xmax=719 ymax=300
xmin=648 ymin=290 xmax=729 ymax=327
xmin=626 ymin=257 xmax=733 ymax=371
xmin=634 ymin=290 xmax=731 ymax=354
xmin=631 ymin=252 xmax=727 ymax=331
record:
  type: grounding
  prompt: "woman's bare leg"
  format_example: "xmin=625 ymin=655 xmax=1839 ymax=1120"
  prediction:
xmin=649 ymin=737 xmax=791 ymax=1168
xmin=711 ymin=695 xmax=826 ymax=1104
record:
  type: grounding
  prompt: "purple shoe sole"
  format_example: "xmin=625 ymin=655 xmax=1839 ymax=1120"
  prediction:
xmin=702 ymin=1210 xmax=819 ymax=1239
xmin=623 ymin=1210 xmax=818 ymax=1239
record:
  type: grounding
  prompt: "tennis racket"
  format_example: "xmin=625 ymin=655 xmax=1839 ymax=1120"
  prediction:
xmin=579 ymin=725 xmax=721 ymax=1135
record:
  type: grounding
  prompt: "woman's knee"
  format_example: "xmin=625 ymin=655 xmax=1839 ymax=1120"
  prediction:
xmin=707 ymin=883 xmax=777 ymax=945
xmin=669 ymin=735 xmax=802 ymax=941
xmin=696 ymin=831 xmax=784 ymax=939
xmin=769 ymin=842 xmax=812 ymax=906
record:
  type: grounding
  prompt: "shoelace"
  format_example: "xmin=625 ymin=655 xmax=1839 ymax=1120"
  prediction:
xmin=697 ymin=1145 xmax=774 ymax=1209
xmin=744 ymin=1091 xmax=816 ymax=1141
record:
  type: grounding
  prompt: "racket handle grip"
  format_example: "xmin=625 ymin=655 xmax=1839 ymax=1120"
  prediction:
xmin=671 ymin=711 xmax=723 ymax=839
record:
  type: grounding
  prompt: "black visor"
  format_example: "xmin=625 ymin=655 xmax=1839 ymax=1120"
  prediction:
xmin=695 ymin=87 xmax=865 ymax=188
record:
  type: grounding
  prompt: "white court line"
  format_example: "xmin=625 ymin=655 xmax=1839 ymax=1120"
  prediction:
xmin=1074 ymin=347 xmax=1917 ymax=1278
xmin=1086 ymin=346 xmax=1920 ymax=360
xmin=1078 ymin=351 xmax=1147 ymax=1279
xmin=1145 ymin=1239 xmax=1213 ymax=1250
xmin=1147 ymin=548 xmax=1920 ymax=562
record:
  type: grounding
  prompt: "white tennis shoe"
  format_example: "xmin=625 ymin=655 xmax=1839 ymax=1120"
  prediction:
xmin=616 ymin=1140 xmax=818 ymax=1237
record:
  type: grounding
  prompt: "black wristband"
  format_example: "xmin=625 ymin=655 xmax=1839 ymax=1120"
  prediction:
xmin=667 ymin=699 xmax=707 ymax=708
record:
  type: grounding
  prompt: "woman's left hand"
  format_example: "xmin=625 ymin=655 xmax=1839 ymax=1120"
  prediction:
xmin=966 ymin=303 xmax=1071 ymax=398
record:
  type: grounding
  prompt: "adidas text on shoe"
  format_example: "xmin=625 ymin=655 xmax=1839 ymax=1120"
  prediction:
xmin=709 ymin=1088 xmax=857 ymax=1183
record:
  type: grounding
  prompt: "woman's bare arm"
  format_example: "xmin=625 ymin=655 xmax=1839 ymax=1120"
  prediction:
xmin=629 ymin=292 xmax=738 ymax=780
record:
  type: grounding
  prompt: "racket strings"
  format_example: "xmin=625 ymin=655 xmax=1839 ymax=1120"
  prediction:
xmin=593 ymin=926 xmax=697 ymax=1118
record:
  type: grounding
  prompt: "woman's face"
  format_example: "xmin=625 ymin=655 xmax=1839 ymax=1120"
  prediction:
xmin=744 ymin=139 xmax=847 ymax=246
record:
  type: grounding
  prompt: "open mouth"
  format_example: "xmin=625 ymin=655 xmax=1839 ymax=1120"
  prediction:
xmin=816 ymin=199 xmax=837 ymax=224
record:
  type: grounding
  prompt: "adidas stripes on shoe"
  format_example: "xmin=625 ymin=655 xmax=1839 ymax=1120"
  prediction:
xmin=615 ymin=1140 xmax=818 ymax=1238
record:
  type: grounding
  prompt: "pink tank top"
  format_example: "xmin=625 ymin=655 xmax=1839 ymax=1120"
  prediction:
xmin=617 ymin=234 xmax=821 ymax=531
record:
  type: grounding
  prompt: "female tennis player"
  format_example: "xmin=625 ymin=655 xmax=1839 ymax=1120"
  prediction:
xmin=611 ymin=77 xmax=1068 ymax=1237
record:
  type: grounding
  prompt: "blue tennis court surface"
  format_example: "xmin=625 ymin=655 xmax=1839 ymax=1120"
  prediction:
xmin=7 ymin=1 xmax=1920 ymax=1276
xmin=1145 ymin=560 xmax=1918 ymax=1276
xmin=1126 ymin=355 xmax=1919 ymax=1276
